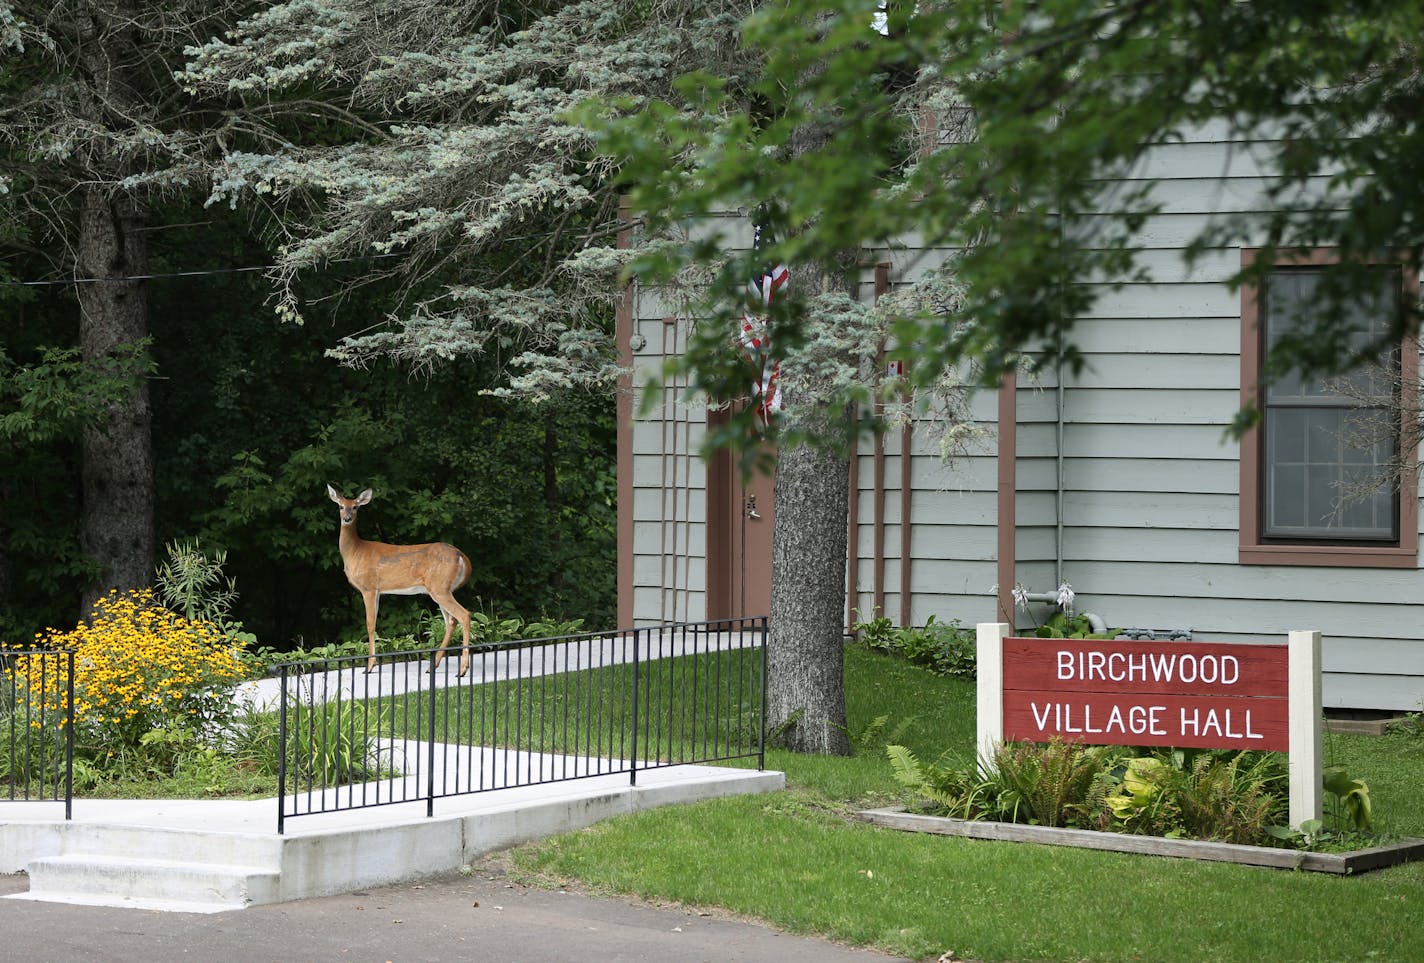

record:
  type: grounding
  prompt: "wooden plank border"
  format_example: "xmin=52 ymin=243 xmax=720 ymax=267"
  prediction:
xmin=857 ymin=808 xmax=1424 ymax=875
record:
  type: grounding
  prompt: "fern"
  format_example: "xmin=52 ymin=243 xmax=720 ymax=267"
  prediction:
xmin=887 ymin=745 xmax=983 ymax=816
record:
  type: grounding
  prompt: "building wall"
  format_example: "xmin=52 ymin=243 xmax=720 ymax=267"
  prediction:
xmin=845 ymin=251 xmax=1005 ymax=633
xmin=619 ymin=124 xmax=1424 ymax=709
xmin=625 ymin=305 xmax=711 ymax=625
xmin=1056 ymin=124 xmax=1424 ymax=710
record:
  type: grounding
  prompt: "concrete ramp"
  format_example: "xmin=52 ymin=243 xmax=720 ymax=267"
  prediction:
xmin=2 ymin=763 xmax=782 ymax=912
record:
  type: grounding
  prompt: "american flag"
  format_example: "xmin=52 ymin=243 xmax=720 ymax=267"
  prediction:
xmin=740 ymin=222 xmax=788 ymax=425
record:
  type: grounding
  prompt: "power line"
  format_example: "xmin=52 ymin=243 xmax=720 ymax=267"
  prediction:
xmin=0 ymin=253 xmax=398 ymax=288
xmin=0 ymin=220 xmax=632 ymax=288
xmin=4 ymin=263 xmax=272 ymax=286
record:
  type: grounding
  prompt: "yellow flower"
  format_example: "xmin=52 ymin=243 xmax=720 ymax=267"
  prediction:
xmin=13 ymin=588 xmax=249 ymax=752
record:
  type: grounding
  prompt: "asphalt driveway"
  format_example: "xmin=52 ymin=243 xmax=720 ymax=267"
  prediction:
xmin=0 ymin=863 xmax=908 ymax=963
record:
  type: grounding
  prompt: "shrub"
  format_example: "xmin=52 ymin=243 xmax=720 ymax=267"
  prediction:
xmin=1177 ymin=750 xmax=1289 ymax=843
xmin=9 ymin=589 xmax=248 ymax=772
xmin=888 ymin=745 xmax=1001 ymax=819
xmin=247 ymin=609 xmax=586 ymax=674
xmin=1033 ymin=611 xmax=1117 ymax=639
xmin=1099 ymin=749 xmax=1289 ymax=843
xmin=1322 ymin=765 xmax=1373 ymax=832
xmin=853 ymin=613 xmax=976 ymax=680
xmin=154 ymin=538 xmax=256 ymax=647
xmin=889 ymin=740 xmax=1313 ymax=847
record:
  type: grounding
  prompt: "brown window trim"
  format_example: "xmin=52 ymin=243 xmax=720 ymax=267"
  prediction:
xmin=1239 ymin=247 xmax=1419 ymax=568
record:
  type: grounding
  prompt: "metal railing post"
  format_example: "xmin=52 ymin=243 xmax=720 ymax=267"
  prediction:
xmin=276 ymin=664 xmax=289 ymax=835
xmin=428 ymin=649 xmax=438 ymax=818
xmin=629 ymin=628 xmax=640 ymax=786
xmin=64 ymin=651 xmax=74 ymax=820
xmin=258 ymin=617 xmax=770 ymax=831
xmin=758 ymin=616 xmax=768 ymax=771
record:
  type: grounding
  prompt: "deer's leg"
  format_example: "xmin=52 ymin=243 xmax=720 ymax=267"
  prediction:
xmin=362 ymin=590 xmax=380 ymax=673
xmin=432 ymin=604 xmax=456 ymax=672
xmin=430 ymin=590 xmax=472 ymax=677
xmin=454 ymin=601 xmax=473 ymax=678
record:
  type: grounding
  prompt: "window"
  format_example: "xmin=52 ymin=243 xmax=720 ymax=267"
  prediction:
xmin=1239 ymin=249 xmax=1419 ymax=567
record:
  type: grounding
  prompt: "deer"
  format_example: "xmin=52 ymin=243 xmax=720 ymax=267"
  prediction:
xmin=326 ymin=485 xmax=474 ymax=676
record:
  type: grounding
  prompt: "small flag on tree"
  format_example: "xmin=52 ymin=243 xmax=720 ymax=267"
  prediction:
xmin=740 ymin=221 xmax=788 ymax=425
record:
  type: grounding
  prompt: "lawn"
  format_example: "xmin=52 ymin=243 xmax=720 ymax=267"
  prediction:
xmin=59 ymin=641 xmax=1423 ymax=960
xmin=506 ymin=646 xmax=1424 ymax=963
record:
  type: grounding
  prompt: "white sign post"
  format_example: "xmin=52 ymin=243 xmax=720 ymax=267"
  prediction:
xmin=1287 ymin=629 xmax=1323 ymax=828
xmin=975 ymin=622 xmax=1010 ymax=770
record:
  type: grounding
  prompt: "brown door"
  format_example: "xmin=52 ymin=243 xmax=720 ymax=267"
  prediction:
xmin=706 ymin=411 xmax=775 ymax=619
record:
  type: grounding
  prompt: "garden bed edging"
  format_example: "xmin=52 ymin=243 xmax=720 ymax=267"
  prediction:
xmin=855 ymin=807 xmax=1424 ymax=875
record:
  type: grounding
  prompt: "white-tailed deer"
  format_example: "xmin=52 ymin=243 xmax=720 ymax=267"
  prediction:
xmin=326 ymin=485 xmax=474 ymax=676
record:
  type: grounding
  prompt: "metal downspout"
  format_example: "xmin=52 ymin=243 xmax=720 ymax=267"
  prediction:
xmin=1056 ymin=355 xmax=1065 ymax=590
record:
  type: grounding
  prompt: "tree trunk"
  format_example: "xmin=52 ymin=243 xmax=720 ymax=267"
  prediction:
xmin=767 ymin=413 xmax=852 ymax=755
xmin=78 ymin=185 xmax=154 ymax=613
xmin=765 ymin=208 xmax=856 ymax=754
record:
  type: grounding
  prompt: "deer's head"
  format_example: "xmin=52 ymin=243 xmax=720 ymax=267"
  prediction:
xmin=326 ymin=484 xmax=373 ymax=526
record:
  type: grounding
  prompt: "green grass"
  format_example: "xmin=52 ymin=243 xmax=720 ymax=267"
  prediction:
xmin=506 ymin=646 xmax=1424 ymax=963
xmin=1322 ymin=726 xmax=1424 ymax=837
xmin=514 ymin=793 xmax=1424 ymax=962
xmin=381 ymin=647 xmax=767 ymax=766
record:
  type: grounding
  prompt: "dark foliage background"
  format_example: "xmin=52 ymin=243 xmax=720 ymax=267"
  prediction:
xmin=1 ymin=208 xmax=615 ymax=646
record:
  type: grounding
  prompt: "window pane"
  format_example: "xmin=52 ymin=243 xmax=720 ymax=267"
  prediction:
xmin=1259 ymin=264 xmax=1400 ymax=543
xmin=1264 ymin=268 xmax=1398 ymax=404
xmin=1271 ymin=408 xmax=1307 ymax=464
xmin=1268 ymin=464 xmax=1306 ymax=530
xmin=1263 ymin=406 xmax=1396 ymax=540
xmin=1305 ymin=463 xmax=1336 ymax=530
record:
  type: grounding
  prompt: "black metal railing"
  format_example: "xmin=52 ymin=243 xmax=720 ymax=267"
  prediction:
xmin=274 ymin=616 xmax=767 ymax=833
xmin=1 ymin=649 xmax=74 ymax=818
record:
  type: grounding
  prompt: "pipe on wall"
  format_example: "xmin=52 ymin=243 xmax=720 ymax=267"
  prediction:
xmin=1017 ymin=591 xmax=1106 ymax=635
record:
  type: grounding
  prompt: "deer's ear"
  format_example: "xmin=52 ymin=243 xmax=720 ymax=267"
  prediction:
xmin=357 ymin=489 xmax=373 ymax=505
xmin=326 ymin=484 xmax=342 ymax=503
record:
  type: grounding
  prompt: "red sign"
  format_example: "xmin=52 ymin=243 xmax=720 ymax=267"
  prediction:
xmin=1001 ymin=637 xmax=1289 ymax=751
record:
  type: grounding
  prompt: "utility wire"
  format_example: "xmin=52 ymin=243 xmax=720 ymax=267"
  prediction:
xmin=4 ymin=262 xmax=277 ymax=287
xmin=3 ymin=250 xmax=403 ymax=288
xmin=0 ymin=218 xmax=634 ymax=288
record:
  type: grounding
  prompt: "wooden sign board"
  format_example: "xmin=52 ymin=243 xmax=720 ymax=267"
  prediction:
xmin=976 ymin=624 xmax=1323 ymax=828
xmin=1001 ymin=637 xmax=1289 ymax=751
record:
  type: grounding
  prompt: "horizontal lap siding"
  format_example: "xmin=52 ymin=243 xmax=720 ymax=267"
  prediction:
xmin=850 ymin=250 xmax=1001 ymax=627
xmin=847 ymin=404 xmax=1003 ymax=629
xmin=1059 ymin=130 xmax=1424 ymax=710
xmin=1014 ymin=374 xmax=1060 ymax=631
xmin=628 ymin=294 xmax=709 ymax=625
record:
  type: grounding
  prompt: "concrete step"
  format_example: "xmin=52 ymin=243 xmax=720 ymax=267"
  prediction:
xmin=56 ymin=823 xmax=282 ymax=867
xmin=17 ymin=853 xmax=281 ymax=912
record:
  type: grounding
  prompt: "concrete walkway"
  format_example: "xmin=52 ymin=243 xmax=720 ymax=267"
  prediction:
xmin=237 ymin=628 xmax=763 ymax=712
xmin=1 ymin=628 xmax=779 ymax=914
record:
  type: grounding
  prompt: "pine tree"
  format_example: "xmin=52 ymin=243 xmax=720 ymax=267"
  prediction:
xmin=0 ymin=2 xmax=256 ymax=607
